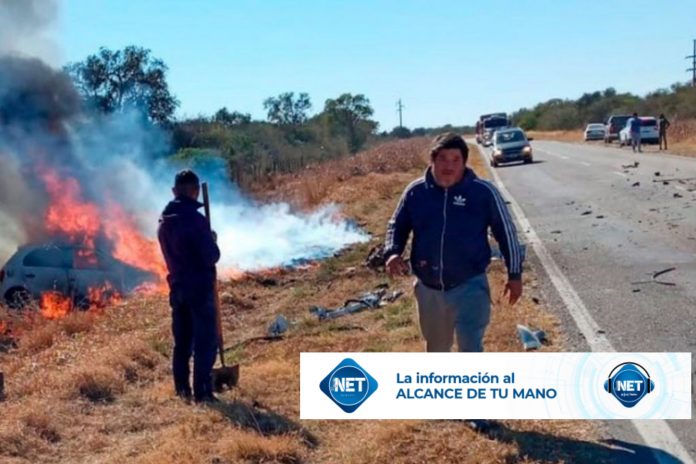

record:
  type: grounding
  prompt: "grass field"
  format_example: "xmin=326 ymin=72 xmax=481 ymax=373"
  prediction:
xmin=0 ymin=138 xmax=621 ymax=464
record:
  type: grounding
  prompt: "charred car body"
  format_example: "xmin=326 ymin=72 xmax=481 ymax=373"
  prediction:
xmin=0 ymin=243 xmax=155 ymax=309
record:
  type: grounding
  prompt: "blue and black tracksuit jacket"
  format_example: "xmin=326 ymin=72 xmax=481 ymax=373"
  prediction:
xmin=385 ymin=167 xmax=523 ymax=290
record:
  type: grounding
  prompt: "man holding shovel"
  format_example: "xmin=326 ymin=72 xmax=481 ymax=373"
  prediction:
xmin=158 ymin=170 xmax=221 ymax=403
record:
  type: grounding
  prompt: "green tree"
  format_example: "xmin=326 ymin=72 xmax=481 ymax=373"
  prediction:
xmin=263 ymin=92 xmax=312 ymax=125
xmin=214 ymin=107 xmax=251 ymax=125
xmin=64 ymin=46 xmax=178 ymax=124
xmin=323 ymin=93 xmax=376 ymax=153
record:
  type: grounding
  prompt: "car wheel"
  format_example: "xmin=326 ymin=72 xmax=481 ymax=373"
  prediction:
xmin=523 ymin=157 xmax=533 ymax=164
xmin=5 ymin=287 xmax=33 ymax=310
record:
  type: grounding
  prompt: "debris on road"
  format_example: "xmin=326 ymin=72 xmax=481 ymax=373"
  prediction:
xmin=674 ymin=193 xmax=683 ymax=198
xmin=365 ymin=243 xmax=386 ymax=270
xmin=654 ymin=172 xmax=661 ymax=177
xmin=596 ymin=215 xmax=605 ymax=219
xmin=581 ymin=210 xmax=592 ymax=216
xmin=550 ymin=230 xmax=562 ymax=234
xmin=632 ymin=182 xmax=640 ymax=187
xmin=631 ymin=267 xmax=677 ymax=287
xmin=517 ymin=324 xmax=547 ymax=350
xmin=310 ymin=287 xmax=404 ymax=320
xmin=622 ymin=162 xmax=640 ymax=169
xmin=267 ymin=314 xmax=289 ymax=337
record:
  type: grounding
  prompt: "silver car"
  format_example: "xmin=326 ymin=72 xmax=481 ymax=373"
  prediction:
xmin=0 ymin=243 xmax=150 ymax=309
xmin=584 ymin=123 xmax=606 ymax=141
xmin=489 ymin=128 xmax=534 ymax=167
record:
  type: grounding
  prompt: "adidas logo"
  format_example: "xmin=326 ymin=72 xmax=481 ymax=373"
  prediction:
xmin=453 ymin=195 xmax=467 ymax=206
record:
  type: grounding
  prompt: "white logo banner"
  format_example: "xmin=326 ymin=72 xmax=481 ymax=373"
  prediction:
xmin=300 ymin=352 xmax=692 ymax=419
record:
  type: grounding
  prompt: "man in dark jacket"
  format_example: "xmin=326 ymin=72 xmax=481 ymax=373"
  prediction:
xmin=658 ymin=113 xmax=671 ymax=150
xmin=385 ymin=133 xmax=523 ymax=353
xmin=158 ymin=170 xmax=221 ymax=402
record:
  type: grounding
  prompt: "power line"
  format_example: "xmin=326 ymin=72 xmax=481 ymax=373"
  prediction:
xmin=686 ymin=39 xmax=696 ymax=87
xmin=396 ymin=99 xmax=404 ymax=128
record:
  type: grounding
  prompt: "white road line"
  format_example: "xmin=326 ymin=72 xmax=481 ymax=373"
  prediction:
xmin=613 ymin=171 xmax=628 ymax=178
xmin=579 ymin=161 xmax=591 ymax=167
xmin=485 ymin=150 xmax=694 ymax=464
xmin=674 ymin=185 xmax=687 ymax=192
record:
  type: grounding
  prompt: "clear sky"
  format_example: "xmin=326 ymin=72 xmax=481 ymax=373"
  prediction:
xmin=57 ymin=0 xmax=696 ymax=130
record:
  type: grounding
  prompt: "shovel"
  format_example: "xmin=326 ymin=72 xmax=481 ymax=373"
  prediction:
xmin=202 ymin=182 xmax=240 ymax=391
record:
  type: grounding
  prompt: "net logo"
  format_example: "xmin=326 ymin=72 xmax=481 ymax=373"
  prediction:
xmin=603 ymin=362 xmax=655 ymax=408
xmin=320 ymin=358 xmax=378 ymax=413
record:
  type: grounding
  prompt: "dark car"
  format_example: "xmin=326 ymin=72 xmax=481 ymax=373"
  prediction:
xmin=489 ymin=128 xmax=534 ymax=167
xmin=604 ymin=115 xmax=631 ymax=143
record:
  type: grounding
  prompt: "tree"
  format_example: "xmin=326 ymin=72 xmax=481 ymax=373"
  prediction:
xmin=323 ymin=93 xmax=376 ymax=153
xmin=65 ymin=46 xmax=178 ymax=124
xmin=263 ymin=92 xmax=311 ymax=125
xmin=214 ymin=107 xmax=251 ymax=125
xmin=390 ymin=126 xmax=411 ymax=138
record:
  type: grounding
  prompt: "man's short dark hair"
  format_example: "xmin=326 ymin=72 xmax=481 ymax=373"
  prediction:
xmin=632 ymin=112 xmax=638 ymax=117
xmin=174 ymin=169 xmax=200 ymax=188
xmin=429 ymin=132 xmax=469 ymax=162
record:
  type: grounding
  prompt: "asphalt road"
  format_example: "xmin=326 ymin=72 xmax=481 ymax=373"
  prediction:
xmin=486 ymin=140 xmax=696 ymax=463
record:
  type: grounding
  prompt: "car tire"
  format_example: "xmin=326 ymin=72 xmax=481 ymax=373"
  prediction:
xmin=5 ymin=287 xmax=33 ymax=310
xmin=523 ymin=157 xmax=533 ymax=164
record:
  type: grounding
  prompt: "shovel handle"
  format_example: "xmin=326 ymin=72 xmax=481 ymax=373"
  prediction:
xmin=201 ymin=182 xmax=225 ymax=368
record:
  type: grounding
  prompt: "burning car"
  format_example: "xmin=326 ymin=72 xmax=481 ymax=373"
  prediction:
xmin=0 ymin=242 xmax=155 ymax=314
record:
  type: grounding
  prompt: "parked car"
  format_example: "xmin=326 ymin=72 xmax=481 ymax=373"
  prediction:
xmin=481 ymin=116 xmax=510 ymax=146
xmin=0 ymin=242 xmax=153 ymax=309
xmin=584 ymin=123 xmax=606 ymax=141
xmin=619 ymin=117 xmax=660 ymax=146
xmin=489 ymin=127 xmax=533 ymax=167
xmin=604 ymin=115 xmax=631 ymax=143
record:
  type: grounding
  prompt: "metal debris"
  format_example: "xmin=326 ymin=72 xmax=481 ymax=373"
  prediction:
xmin=631 ymin=267 xmax=677 ymax=287
xmin=310 ymin=288 xmax=404 ymax=320
xmin=622 ymin=162 xmax=640 ymax=169
xmin=267 ymin=314 xmax=289 ymax=337
xmin=517 ymin=324 xmax=547 ymax=350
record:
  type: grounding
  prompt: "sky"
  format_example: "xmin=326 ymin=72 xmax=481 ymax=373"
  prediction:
xmin=53 ymin=0 xmax=696 ymax=130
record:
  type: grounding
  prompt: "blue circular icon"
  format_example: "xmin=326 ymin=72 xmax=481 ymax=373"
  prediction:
xmin=329 ymin=366 xmax=370 ymax=407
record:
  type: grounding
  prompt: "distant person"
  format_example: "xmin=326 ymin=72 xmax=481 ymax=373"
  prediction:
xmin=658 ymin=113 xmax=671 ymax=150
xmin=627 ymin=112 xmax=642 ymax=153
xmin=158 ymin=170 xmax=221 ymax=403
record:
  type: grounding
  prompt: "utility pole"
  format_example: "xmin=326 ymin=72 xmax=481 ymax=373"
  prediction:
xmin=687 ymin=39 xmax=696 ymax=87
xmin=396 ymin=99 xmax=404 ymax=128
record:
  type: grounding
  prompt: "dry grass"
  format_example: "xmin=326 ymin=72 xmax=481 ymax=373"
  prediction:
xmin=526 ymin=129 xmax=584 ymax=143
xmin=0 ymin=138 xmax=614 ymax=463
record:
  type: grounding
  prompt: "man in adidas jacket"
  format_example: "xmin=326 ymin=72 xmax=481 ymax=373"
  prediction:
xmin=385 ymin=132 xmax=523 ymax=352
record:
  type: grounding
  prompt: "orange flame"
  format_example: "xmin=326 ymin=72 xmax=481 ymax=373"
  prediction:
xmin=0 ymin=320 xmax=7 ymax=334
xmin=41 ymin=169 xmax=100 ymax=250
xmin=102 ymin=201 xmax=168 ymax=289
xmin=37 ymin=167 xmax=168 ymax=303
xmin=87 ymin=282 xmax=121 ymax=308
xmin=40 ymin=291 xmax=72 ymax=320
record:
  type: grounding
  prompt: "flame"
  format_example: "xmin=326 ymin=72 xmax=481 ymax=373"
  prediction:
xmin=87 ymin=282 xmax=121 ymax=308
xmin=0 ymin=320 xmax=7 ymax=334
xmin=41 ymin=169 xmax=100 ymax=250
xmin=40 ymin=291 xmax=72 ymax=320
xmin=102 ymin=200 xmax=168 ymax=288
xmin=36 ymin=167 xmax=168 ymax=305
